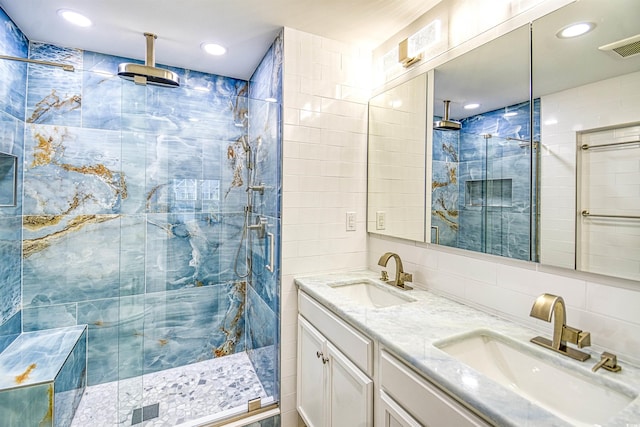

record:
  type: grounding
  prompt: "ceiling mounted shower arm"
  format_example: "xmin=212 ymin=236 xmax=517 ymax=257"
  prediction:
xmin=144 ymin=32 xmax=157 ymax=67
xmin=117 ymin=32 xmax=180 ymax=87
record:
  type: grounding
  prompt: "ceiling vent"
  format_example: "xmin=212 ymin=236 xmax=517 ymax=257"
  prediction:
xmin=599 ymin=34 xmax=640 ymax=59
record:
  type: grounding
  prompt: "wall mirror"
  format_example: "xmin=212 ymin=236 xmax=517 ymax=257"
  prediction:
xmin=0 ymin=151 xmax=17 ymax=207
xmin=367 ymin=73 xmax=427 ymax=242
xmin=430 ymin=25 xmax=534 ymax=261
xmin=367 ymin=0 xmax=640 ymax=282
xmin=534 ymin=0 xmax=640 ymax=281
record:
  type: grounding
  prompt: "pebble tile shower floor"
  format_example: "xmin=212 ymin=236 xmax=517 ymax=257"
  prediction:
xmin=71 ymin=352 xmax=268 ymax=426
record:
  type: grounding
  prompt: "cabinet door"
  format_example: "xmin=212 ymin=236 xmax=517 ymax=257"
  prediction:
xmin=379 ymin=390 xmax=421 ymax=427
xmin=297 ymin=315 xmax=327 ymax=427
xmin=327 ymin=342 xmax=373 ymax=427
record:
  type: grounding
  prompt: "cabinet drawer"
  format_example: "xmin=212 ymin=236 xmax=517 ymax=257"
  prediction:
xmin=380 ymin=350 xmax=491 ymax=427
xmin=298 ymin=291 xmax=373 ymax=375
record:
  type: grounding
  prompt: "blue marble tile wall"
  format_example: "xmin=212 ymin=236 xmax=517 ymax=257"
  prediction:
xmin=246 ymin=30 xmax=283 ymax=400
xmin=0 ymin=11 xmax=285 ymax=392
xmin=431 ymin=127 xmax=460 ymax=247
xmin=54 ymin=328 xmax=87 ymax=427
xmin=432 ymin=100 xmax=540 ymax=260
xmin=457 ymin=100 xmax=540 ymax=260
xmin=0 ymin=6 xmax=27 ymax=352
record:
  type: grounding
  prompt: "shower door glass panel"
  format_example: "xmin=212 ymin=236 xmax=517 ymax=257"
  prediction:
xmin=434 ymin=126 xmax=537 ymax=260
xmin=484 ymin=134 xmax=535 ymax=260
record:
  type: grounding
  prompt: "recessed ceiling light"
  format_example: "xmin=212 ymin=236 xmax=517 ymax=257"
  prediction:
xmin=201 ymin=42 xmax=226 ymax=56
xmin=464 ymin=103 xmax=480 ymax=110
xmin=504 ymin=112 xmax=518 ymax=117
xmin=264 ymin=97 xmax=277 ymax=103
xmin=57 ymin=9 xmax=92 ymax=27
xmin=556 ymin=22 xmax=596 ymax=39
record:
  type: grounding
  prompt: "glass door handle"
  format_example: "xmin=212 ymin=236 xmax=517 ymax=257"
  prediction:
xmin=266 ymin=232 xmax=275 ymax=272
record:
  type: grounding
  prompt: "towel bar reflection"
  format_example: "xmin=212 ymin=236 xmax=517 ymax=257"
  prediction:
xmin=581 ymin=140 xmax=640 ymax=150
xmin=581 ymin=210 xmax=640 ymax=220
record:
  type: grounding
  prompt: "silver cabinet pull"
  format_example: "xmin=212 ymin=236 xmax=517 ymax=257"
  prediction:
xmin=266 ymin=231 xmax=275 ymax=272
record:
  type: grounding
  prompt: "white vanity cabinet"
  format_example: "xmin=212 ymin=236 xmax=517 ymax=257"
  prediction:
xmin=297 ymin=292 xmax=374 ymax=427
xmin=378 ymin=350 xmax=491 ymax=427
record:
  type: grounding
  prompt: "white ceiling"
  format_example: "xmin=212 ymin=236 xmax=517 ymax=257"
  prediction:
xmin=0 ymin=0 xmax=440 ymax=80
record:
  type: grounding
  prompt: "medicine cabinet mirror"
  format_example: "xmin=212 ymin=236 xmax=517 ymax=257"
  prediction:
xmin=367 ymin=73 xmax=427 ymax=242
xmin=366 ymin=0 xmax=640 ymax=282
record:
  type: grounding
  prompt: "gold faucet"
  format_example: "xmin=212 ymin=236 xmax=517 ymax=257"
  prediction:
xmin=377 ymin=252 xmax=412 ymax=290
xmin=529 ymin=293 xmax=591 ymax=361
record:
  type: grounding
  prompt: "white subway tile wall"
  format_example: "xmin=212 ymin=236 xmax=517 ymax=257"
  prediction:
xmin=369 ymin=235 xmax=640 ymax=366
xmin=281 ymin=27 xmax=371 ymax=426
xmin=281 ymin=15 xmax=640 ymax=427
xmin=539 ymin=71 xmax=640 ymax=270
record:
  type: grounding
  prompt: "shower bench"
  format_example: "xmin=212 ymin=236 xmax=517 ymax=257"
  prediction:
xmin=0 ymin=325 xmax=87 ymax=427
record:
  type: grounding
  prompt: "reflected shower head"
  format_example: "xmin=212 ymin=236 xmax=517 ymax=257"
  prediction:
xmin=118 ymin=33 xmax=180 ymax=88
xmin=434 ymin=100 xmax=461 ymax=131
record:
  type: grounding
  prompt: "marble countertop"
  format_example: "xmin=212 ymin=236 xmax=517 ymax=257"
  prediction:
xmin=295 ymin=270 xmax=640 ymax=427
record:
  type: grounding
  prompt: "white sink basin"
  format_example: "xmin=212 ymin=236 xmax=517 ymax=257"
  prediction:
xmin=434 ymin=330 xmax=636 ymax=426
xmin=329 ymin=279 xmax=415 ymax=308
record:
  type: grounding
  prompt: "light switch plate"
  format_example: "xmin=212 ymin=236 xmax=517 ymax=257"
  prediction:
xmin=376 ymin=211 xmax=386 ymax=230
xmin=346 ymin=211 xmax=356 ymax=231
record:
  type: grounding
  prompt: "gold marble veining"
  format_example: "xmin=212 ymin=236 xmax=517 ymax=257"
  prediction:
xmin=27 ymin=89 xmax=81 ymax=124
xmin=432 ymin=164 xmax=457 ymax=190
xmin=41 ymin=384 xmax=54 ymax=427
xmin=31 ymin=130 xmax=65 ymax=167
xmin=146 ymin=184 xmax=166 ymax=211
xmin=433 ymin=209 xmax=459 ymax=230
xmin=23 ymin=215 xmax=64 ymax=230
xmin=29 ymin=128 xmax=128 ymax=213
xmin=224 ymin=137 xmax=246 ymax=198
xmin=213 ymin=281 xmax=246 ymax=357
xmin=15 ymin=363 xmax=37 ymax=384
xmin=23 ymin=214 xmax=120 ymax=258
xmin=24 ymin=194 xmax=91 ymax=231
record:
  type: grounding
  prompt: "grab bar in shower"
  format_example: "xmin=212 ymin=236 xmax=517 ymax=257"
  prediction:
xmin=0 ymin=54 xmax=75 ymax=71
xmin=581 ymin=210 xmax=640 ymax=220
xmin=581 ymin=140 xmax=640 ymax=150
xmin=266 ymin=232 xmax=275 ymax=272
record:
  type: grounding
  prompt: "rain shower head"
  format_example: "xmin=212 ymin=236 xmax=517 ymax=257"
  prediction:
xmin=118 ymin=33 xmax=180 ymax=88
xmin=433 ymin=100 xmax=461 ymax=131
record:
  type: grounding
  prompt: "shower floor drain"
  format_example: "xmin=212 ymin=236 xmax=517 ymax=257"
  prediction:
xmin=131 ymin=403 xmax=159 ymax=425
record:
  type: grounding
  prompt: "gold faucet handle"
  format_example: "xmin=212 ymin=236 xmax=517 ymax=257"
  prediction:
xmin=592 ymin=352 xmax=621 ymax=373
xmin=577 ymin=331 xmax=591 ymax=348
xmin=400 ymin=272 xmax=413 ymax=283
xmin=562 ymin=325 xmax=591 ymax=348
xmin=380 ymin=270 xmax=389 ymax=281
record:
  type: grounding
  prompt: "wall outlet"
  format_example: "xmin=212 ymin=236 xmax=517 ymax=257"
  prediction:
xmin=376 ymin=211 xmax=386 ymax=230
xmin=346 ymin=212 xmax=356 ymax=231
